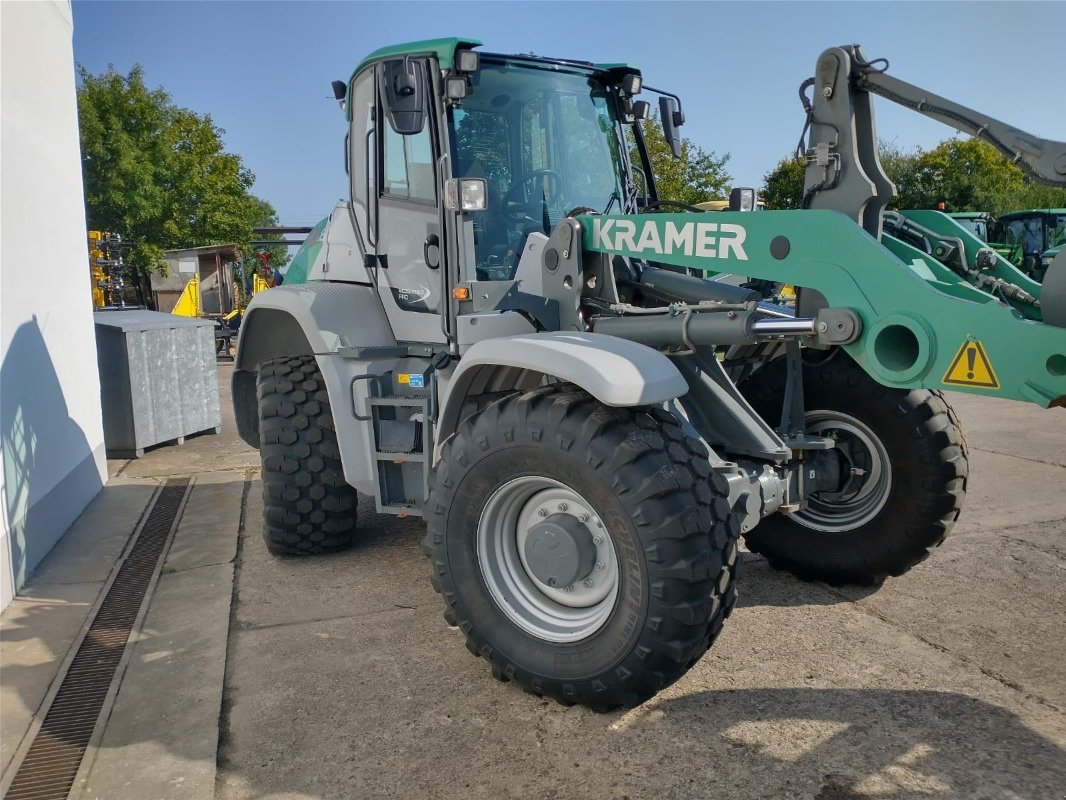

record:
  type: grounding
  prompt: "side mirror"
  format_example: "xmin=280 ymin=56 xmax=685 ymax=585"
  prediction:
xmin=331 ymin=80 xmax=347 ymax=112
xmin=658 ymin=97 xmax=683 ymax=158
xmin=382 ymin=58 xmax=425 ymax=135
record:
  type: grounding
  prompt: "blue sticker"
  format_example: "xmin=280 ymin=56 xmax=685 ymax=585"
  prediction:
xmin=409 ymin=374 xmax=425 ymax=388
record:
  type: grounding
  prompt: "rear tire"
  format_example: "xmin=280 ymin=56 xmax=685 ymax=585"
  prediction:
xmin=257 ymin=355 xmax=358 ymax=555
xmin=739 ymin=351 xmax=968 ymax=585
xmin=423 ymin=385 xmax=739 ymax=711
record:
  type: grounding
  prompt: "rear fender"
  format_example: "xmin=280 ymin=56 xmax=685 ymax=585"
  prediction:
xmin=232 ymin=283 xmax=397 ymax=494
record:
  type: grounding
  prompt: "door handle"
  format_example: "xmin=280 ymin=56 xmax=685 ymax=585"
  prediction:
xmin=423 ymin=234 xmax=441 ymax=269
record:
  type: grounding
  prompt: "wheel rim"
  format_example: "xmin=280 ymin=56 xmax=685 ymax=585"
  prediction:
xmin=793 ymin=410 xmax=893 ymax=533
xmin=477 ymin=476 xmax=618 ymax=644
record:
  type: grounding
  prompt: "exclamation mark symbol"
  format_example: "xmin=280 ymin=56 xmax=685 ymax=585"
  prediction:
xmin=966 ymin=345 xmax=976 ymax=380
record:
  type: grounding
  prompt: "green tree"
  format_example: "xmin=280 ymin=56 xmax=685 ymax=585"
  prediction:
xmin=760 ymin=157 xmax=806 ymax=210
xmin=236 ymin=197 xmax=288 ymax=302
xmin=633 ymin=115 xmax=731 ymax=206
xmin=877 ymin=139 xmax=923 ymax=209
xmin=78 ymin=65 xmax=278 ymax=304
xmin=761 ymin=140 xmax=922 ymax=210
xmin=762 ymin=137 xmax=1066 ymax=216
xmin=906 ymin=138 xmax=1066 ymax=215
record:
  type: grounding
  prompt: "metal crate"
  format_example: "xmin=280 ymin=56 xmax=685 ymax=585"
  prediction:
xmin=94 ymin=311 xmax=221 ymax=457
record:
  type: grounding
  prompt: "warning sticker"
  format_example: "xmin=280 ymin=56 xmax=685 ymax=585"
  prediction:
xmin=942 ymin=340 xmax=1000 ymax=389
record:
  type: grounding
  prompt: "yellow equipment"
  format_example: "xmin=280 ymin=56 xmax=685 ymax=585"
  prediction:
xmin=171 ymin=273 xmax=202 ymax=317
xmin=87 ymin=231 xmax=106 ymax=308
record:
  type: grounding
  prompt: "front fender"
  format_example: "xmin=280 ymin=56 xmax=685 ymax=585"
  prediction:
xmin=437 ymin=332 xmax=688 ymax=443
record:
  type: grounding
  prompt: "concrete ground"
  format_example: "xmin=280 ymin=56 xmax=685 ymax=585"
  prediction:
xmin=2 ymin=365 xmax=1064 ymax=800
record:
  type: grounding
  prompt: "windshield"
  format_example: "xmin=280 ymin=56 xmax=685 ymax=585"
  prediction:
xmin=1050 ymin=214 xmax=1066 ymax=249
xmin=955 ymin=217 xmax=988 ymax=242
xmin=449 ymin=60 xmax=626 ymax=279
xmin=1003 ymin=214 xmax=1066 ymax=254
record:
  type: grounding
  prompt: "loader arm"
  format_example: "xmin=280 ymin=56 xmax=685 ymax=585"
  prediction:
xmin=573 ymin=210 xmax=1066 ymax=408
xmin=859 ymin=62 xmax=1066 ymax=186
xmin=800 ymin=45 xmax=1066 ymax=240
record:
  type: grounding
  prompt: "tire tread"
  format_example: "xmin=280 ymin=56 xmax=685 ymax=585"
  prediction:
xmin=740 ymin=354 xmax=968 ymax=585
xmin=422 ymin=385 xmax=738 ymax=711
xmin=258 ymin=355 xmax=357 ymax=555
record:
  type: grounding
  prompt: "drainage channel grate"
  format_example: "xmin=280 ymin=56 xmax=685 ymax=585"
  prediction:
xmin=4 ymin=477 xmax=191 ymax=800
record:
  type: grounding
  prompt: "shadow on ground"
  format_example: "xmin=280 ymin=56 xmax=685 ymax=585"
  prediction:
xmin=646 ymin=687 xmax=1064 ymax=800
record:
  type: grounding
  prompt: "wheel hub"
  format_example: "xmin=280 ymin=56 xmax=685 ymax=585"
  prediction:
xmin=522 ymin=514 xmax=597 ymax=588
xmin=795 ymin=410 xmax=892 ymax=532
xmin=477 ymin=477 xmax=619 ymax=643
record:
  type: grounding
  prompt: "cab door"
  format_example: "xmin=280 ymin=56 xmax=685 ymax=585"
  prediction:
xmin=369 ymin=58 xmax=447 ymax=345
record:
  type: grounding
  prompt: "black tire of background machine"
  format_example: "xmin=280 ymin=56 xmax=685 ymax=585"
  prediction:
xmin=422 ymin=385 xmax=740 ymax=712
xmin=739 ymin=351 xmax=968 ymax=586
xmin=257 ymin=355 xmax=358 ymax=555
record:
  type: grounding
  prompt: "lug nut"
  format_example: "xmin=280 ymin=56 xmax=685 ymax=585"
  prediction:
xmin=595 ymin=560 xmax=606 ymax=570
xmin=557 ymin=502 xmax=568 ymax=512
xmin=537 ymin=508 xmax=548 ymax=517
xmin=562 ymin=585 xmax=573 ymax=592
xmin=579 ymin=512 xmax=590 ymax=522
xmin=583 ymin=579 xmax=594 ymax=588
xmin=593 ymin=535 xmax=604 ymax=545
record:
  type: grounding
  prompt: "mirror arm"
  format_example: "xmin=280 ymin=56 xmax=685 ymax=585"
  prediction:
xmin=642 ymin=84 xmax=685 ymax=126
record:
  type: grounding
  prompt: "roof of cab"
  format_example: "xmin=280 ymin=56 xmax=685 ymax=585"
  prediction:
xmin=350 ymin=37 xmax=639 ymax=82
xmin=344 ymin=38 xmax=641 ymax=118
xmin=350 ymin=37 xmax=482 ymax=82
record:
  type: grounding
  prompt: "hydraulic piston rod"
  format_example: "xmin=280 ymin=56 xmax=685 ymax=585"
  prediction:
xmin=750 ymin=318 xmax=818 ymax=336
xmin=592 ymin=311 xmax=822 ymax=349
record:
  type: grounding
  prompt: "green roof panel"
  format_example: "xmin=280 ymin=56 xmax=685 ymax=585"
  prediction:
xmin=350 ymin=36 xmax=482 ymax=82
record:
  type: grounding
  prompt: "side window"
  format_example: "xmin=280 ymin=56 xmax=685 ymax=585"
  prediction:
xmin=349 ymin=70 xmax=376 ymax=233
xmin=382 ymin=123 xmax=435 ymax=203
xmin=1051 ymin=217 xmax=1066 ymax=248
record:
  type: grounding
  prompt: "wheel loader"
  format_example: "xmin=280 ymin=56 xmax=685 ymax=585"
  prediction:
xmin=231 ymin=40 xmax=1066 ymax=711
xmin=993 ymin=209 xmax=1065 ymax=280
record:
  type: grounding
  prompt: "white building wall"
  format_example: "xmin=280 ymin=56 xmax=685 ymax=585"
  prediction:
xmin=1 ymin=0 xmax=107 ymax=609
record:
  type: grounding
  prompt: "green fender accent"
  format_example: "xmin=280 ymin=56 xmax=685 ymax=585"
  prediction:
xmin=576 ymin=210 xmax=1066 ymax=407
xmin=281 ymin=216 xmax=328 ymax=286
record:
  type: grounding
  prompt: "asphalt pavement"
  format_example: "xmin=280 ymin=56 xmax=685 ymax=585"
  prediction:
xmin=216 ymin=386 xmax=1066 ymax=800
xmin=2 ymin=365 xmax=1063 ymax=800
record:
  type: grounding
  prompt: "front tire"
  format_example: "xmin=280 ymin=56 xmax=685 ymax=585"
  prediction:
xmin=423 ymin=386 xmax=739 ymax=711
xmin=740 ymin=352 xmax=968 ymax=585
xmin=257 ymin=355 xmax=358 ymax=555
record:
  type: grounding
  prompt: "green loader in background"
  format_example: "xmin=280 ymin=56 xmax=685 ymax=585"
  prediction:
xmin=993 ymin=209 xmax=1065 ymax=280
xmin=949 ymin=208 xmax=1065 ymax=281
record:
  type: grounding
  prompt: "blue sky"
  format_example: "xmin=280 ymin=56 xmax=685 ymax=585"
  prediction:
xmin=72 ymin=1 xmax=1065 ymax=228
